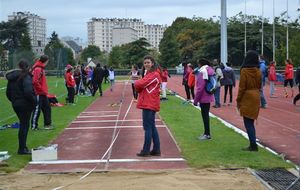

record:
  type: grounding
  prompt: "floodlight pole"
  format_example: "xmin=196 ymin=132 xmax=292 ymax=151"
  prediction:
xmin=286 ymin=0 xmax=289 ymax=59
xmin=221 ymin=0 xmax=228 ymax=67
xmin=244 ymin=0 xmax=247 ymax=56
xmin=272 ymin=0 xmax=276 ymax=61
xmin=261 ymin=0 xmax=264 ymax=55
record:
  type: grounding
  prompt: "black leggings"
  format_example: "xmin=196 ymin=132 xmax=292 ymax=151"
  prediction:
xmin=67 ymin=87 xmax=75 ymax=103
xmin=184 ymin=84 xmax=194 ymax=100
xmin=224 ymin=85 xmax=233 ymax=103
xmin=200 ymin=103 xmax=211 ymax=136
xmin=132 ymin=83 xmax=138 ymax=99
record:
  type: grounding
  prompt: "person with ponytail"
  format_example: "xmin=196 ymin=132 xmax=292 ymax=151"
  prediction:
xmin=6 ymin=59 xmax=36 ymax=154
xmin=134 ymin=55 xmax=162 ymax=157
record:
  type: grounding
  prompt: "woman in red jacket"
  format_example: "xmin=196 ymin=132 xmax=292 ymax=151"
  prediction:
xmin=134 ymin=55 xmax=162 ymax=157
xmin=65 ymin=64 xmax=76 ymax=104
xmin=268 ymin=61 xmax=277 ymax=97
xmin=284 ymin=59 xmax=294 ymax=98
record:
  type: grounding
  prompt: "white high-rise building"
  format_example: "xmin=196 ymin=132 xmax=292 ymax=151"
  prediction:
xmin=112 ymin=27 xmax=138 ymax=47
xmin=87 ymin=18 xmax=167 ymax=52
xmin=8 ymin=11 xmax=46 ymax=55
xmin=144 ymin=24 xmax=167 ymax=50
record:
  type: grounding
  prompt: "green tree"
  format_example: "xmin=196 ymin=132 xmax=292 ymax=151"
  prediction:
xmin=80 ymin=45 xmax=103 ymax=63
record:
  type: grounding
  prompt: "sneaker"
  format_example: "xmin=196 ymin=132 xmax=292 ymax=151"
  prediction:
xmin=31 ymin=127 xmax=39 ymax=131
xmin=213 ymin=105 xmax=221 ymax=108
xmin=242 ymin=146 xmax=258 ymax=152
xmin=17 ymin=149 xmax=32 ymax=155
xmin=150 ymin=150 xmax=161 ymax=156
xmin=44 ymin=125 xmax=54 ymax=130
xmin=261 ymin=104 xmax=267 ymax=109
xmin=198 ymin=134 xmax=211 ymax=140
xmin=136 ymin=151 xmax=150 ymax=157
xmin=227 ymin=102 xmax=232 ymax=106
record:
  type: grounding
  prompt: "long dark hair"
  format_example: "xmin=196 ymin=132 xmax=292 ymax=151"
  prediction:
xmin=17 ymin=59 xmax=30 ymax=81
xmin=197 ymin=58 xmax=212 ymax=67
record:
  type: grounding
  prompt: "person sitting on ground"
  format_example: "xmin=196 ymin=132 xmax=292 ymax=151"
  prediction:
xmin=6 ymin=59 xmax=36 ymax=154
xmin=194 ymin=59 xmax=215 ymax=141
xmin=236 ymin=50 xmax=261 ymax=152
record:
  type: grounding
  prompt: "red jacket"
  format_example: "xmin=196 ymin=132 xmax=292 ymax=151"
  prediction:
xmin=135 ymin=70 xmax=161 ymax=112
xmin=161 ymin=70 xmax=169 ymax=82
xmin=284 ymin=64 xmax=294 ymax=80
xmin=31 ymin=61 xmax=48 ymax=95
xmin=65 ymin=72 xmax=76 ymax=87
xmin=268 ymin=64 xmax=277 ymax=81
xmin=188 ymin=72 xmax=195 ymax=87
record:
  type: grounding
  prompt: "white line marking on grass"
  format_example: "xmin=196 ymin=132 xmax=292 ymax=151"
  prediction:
xmin=30 ymin=158 xmax=185 ymax=165
xmin=72 ymin=119 xmax=161 ymax=123
xmin=65 ymin=125 xmax=166 ymax=130
xmin=77 ymin=115 xmax=118 ymax=118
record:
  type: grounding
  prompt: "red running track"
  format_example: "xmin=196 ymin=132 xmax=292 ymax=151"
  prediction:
xmin=26 ymin=81 xmax=187 ymax=173
xmin=167 ymin=76 xmax=300 ymax=164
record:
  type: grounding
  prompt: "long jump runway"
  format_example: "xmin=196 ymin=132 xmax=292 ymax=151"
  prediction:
xmin=168 ymin=76 xmax=300 ymax=164
xmin=25 ymin=81 xmax=187 ymax=173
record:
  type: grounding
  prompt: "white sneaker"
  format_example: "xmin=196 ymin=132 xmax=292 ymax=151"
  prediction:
xmin=198 ymin=134 xmax=211 ymax=140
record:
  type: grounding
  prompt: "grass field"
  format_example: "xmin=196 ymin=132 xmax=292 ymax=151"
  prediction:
xmin=0 ymin=77 xmax=292 ymax=173
xmin=0 ymin=77 xmax=107 ymax=172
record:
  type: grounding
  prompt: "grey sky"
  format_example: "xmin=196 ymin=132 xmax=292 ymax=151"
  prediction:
xmin=0 ymin=0 xmax=299 ymax=42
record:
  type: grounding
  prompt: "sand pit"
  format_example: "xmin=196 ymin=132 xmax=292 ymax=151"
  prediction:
xmin=0 ymin=168 xmax=265 ymax=190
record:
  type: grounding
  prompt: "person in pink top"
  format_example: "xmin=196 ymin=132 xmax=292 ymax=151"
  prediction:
xmin=193 ymin=59 xmax=215 ymax=140
xmin=268 ymin=61 xmax=277 ymax=97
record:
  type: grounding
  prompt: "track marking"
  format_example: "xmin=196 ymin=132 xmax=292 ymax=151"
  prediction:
xmin=82 ymin=111 xmax=119 ymax=113
xmin=65 ymin=125 xmax=166 ymax=130
xmin=72 ymin=119 xmax=161 ymax=123
xmin=77 ymin=115 xmax=118 ymax=118
xmin=30 ymin=158 xmax=185 ymax=165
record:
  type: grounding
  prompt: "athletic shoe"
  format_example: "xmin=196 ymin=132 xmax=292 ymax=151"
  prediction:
xmin=150 ymin=150 xmax=161 ymax=156
xmin=198 ymin=134 xmax=211 ymax=140
xmin=136 ymin=151 xmax=150 ymax=157
xmin=44 ymin=125 xmax=54 ymax=130
xmin=31 ymin=127 xmax=39 ymax=131
xmin=242 ymin=146 xmax=258 ymax=152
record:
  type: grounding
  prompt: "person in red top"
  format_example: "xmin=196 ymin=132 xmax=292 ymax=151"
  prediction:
xmin=160 ymin=66 xmax=171 ymax=101
xmin=268 ymin=61 xmax=277 ymax=97
xmin=65 ymin=64 xmax=76 ymax=104
xmin=31 ymin=55 xmax=53 ymax=130
xmin=187 ymin=64 xmax=195 ymax=100
xmin=284 ymin=59 xmax=294 ymax=98
xmin=134 ymin=55 xmax=162 ymax=157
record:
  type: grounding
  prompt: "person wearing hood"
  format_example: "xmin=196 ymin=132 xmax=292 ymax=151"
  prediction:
xmin=193 ymin=58 xmax=215 ymax=141
xmin=31 ymin=55 xmax=53 ymax=130
xmin=236 ymin=50 xmax=261 ymax=152
xmin=6 ymin=59 xmax=36 ymax=154
xmin=221 ymin=62 xmax=235 ymax=106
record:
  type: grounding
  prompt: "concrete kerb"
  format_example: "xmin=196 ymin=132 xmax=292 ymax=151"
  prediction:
xmin=169 ymin=89 xmax=298 ymax=169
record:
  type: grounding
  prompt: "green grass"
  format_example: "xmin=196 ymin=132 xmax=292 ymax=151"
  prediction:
xmin=0 ymin=78 xmax=292 ymax=173
xmin=0 ymin=77 xmax=108 ymax=172
xmin=159 ymin=96 xmax=292 ymax=169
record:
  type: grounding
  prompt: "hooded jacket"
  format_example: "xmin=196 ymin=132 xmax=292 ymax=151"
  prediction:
xmin=221 ymin=66 xmax=236 ymax=86
xmin=135 ymin=70 xmax=161 ymax=112
xmin=31 ymin=60 xmax=48 ymax=95
xmin=6 ymin=69 xmax=36 ymax=108
xmin=194 ymin=65 xmax=215 ymax=104
xmin=237 ymin=51 xmax=261 ymax=120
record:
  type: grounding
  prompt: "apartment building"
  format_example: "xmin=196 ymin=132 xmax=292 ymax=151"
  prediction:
xmin=8 ymin=11 xmax=46 ymax=55
xmin=87 ymin=18 xmax=167 ymax=52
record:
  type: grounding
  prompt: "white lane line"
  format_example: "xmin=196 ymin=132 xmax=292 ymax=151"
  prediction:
xmin=259 ymin=116 xmax=300 ymax=133
xmin=72 ymin=119 xmax=161 ymax=123
xmin=29 ymin=158 xmax=185 ymax=165
xmin=82 ymin=111 xmax=119 ymax=113
xmin=65 ymin=125 xmax=167 ymax=130
xmin=77 ymin=115 xmax=118 ymax=118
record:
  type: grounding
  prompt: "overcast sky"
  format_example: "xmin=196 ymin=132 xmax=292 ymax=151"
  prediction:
xmin=1 ymin=0 xmax=299 ymax=42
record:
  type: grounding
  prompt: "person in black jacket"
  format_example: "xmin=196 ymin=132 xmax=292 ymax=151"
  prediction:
xmin=92 ymin=63 xmax=105 ymax=96
xmin=6 ymin=59 xmax=36 ymax=155
xmin=293 ymin=67 xmax=300 ymax=105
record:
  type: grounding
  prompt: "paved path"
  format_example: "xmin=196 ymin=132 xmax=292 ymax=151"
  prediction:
xmin=168 ymin=76 xmax=300 ymax=164
xmin=26 ymin=81 xmax=187 ymax=173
